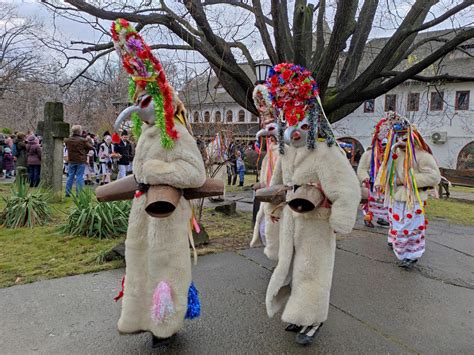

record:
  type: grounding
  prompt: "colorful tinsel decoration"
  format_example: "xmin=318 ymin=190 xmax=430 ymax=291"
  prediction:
xmin=128 ymin=78 xmax=142 ymax=139
xmin=378 ymin=120 xmax=431 ymax=212
xmin=185 ymin=282 xmax=201 ymax=320
xmin=111 ymin=18 xmax=177 ymax=149
xmin=252 ymin=84 xmax=274 ymax=124
xmin=151 ymin=281 xmax=175 ymax=324
xmin=368 ymin=118 xmax=389 ymax=192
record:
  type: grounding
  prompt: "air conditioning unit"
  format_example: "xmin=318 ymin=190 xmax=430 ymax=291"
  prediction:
xmin=431 ymin=131 xmax=447 ymax=144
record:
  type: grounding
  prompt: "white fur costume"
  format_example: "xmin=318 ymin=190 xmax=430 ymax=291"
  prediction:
xmin=118 ymin=122 xmax=206 ymax=338
xmin=250 ymin=142 xmax=280 ymax=260
xmin=266 ymin=143 xmax=360 ymax=326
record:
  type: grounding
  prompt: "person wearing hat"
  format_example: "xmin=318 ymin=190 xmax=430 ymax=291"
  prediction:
xmin=3 ymin=147 xmax=14 ymax=178
xmin=110 ymin=19 xmax=206 ymax=348
xmin=264 ymin=64 xmax=360 ymax=346
xmin=26 ymin=134 xmax=42 ymax=187
xmin=113 ymin=130 xmax=133 ymax=180
xmin=64 ymin=125 xmax=94 ymax=197
xmin=376 ymin=118 xmax=441 ymax=269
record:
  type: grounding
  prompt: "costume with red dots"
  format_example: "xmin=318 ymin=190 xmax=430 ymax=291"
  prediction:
xmin=376 ymin=116 xmax=441 ymax=262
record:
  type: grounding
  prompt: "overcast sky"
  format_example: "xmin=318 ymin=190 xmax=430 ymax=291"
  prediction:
xmin=8 ymin=0 xmax=474 ymax=83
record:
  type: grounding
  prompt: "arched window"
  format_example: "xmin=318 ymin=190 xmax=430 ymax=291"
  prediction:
xmin=193 ymin=111 xmax=199 ymax=123
xmin=226 ymin=110 xmax=233 ymax=122
xmin=457 ymin=141 xmax=474 ymax=169
xmin=238 ymin=110 xmax=245 ymax=122
xmin=251 ymin=114 xmax=258 ymax=122
xmin=215 ymin=111 xmax=221 ymax=122
xmin=337 ymin=137 xmax=364 ymax=167
xmin=204 ymin=111 xmax=210 ymax=122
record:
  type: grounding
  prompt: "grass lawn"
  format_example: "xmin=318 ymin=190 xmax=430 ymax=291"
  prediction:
xmin=426 ymin=197 xmax=474 ymax=226
xmin=0 ymin=183 xmax=254 ymax=288
xmin=0 ymin=183 xmax=125 ymax=288
xmin=450 ymin=185 xmax=474 ymax=193
xmin=225 ymin=173 xmax=258 ymax=193
xmin=199 ymin=208 xmax=253 ymax=254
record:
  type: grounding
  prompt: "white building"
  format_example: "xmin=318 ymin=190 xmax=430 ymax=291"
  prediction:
xmin=334 ymin=80 xmax=473 ymax=169
xmin=181 ymin=29 xmax=474 ymax=168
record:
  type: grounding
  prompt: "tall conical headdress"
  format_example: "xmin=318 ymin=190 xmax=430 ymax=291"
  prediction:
xmin=265 ymin=63 xmax=336 ymax=153
xmin=111 ymin=18 xmax=177 ymax=148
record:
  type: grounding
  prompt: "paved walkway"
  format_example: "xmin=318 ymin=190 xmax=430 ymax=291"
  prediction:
xmin=1 ymin=217 xmax=472 ymax=354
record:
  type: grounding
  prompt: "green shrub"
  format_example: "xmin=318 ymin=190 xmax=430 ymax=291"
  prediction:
xmin=1 ymin=127 xmax=12 ymax=134
xmin=59 ymin=188 xmax=131 ymax=239
xmin=0 ymin=178 xmax=52 ymax=228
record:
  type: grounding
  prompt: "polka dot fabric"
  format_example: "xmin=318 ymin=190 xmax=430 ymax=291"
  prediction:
xmin=388 ymin=201 xmax=426 ymax=260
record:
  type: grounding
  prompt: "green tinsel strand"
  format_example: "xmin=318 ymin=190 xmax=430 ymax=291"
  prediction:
xmin=127 ymin=78 xmax=143 ymax=139
xmin=128 ymin=78 xmax=136 ymax=100
xmin=146 ymin=81 xmax=173 ymax=149
xmin=131 ymin=113 xmax=142 ymax=139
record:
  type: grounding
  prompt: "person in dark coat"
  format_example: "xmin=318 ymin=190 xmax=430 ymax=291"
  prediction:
xmin=113 ymin=130 xmax=133 ymax=179
xmin=26 ymin=135 xmax=42 ymax=187
xmin=64 ymin=125 xmax=94 ymax=197
xmin=14 ymin=132 xmax=27 ymax=169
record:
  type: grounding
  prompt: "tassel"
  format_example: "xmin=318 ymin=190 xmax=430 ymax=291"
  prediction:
xmin=114 ymin=276 xmax=125 ymax=302
xmin=185 ymin=282 xmax=201 ymax=320
xmin=111 ymin=133 xmax=121 ymax=144
xmin=151 ymin=281 xmax=175 ymax=324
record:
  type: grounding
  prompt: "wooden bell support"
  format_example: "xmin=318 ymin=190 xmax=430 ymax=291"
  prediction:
xmin=255 ymin=185 xmax=287 ymax=205
xmin=95 ymin=176 xmax=225 ymax=218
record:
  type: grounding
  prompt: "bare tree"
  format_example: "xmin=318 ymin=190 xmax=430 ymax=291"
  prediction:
xmin=0 ymin=2 xmax=54 ymax=97
xmin=40 ymin=0 xmax=474 ymax=122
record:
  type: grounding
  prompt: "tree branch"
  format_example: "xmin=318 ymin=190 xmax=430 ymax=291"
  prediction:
xmin=315 ymin=0 xmax=358 ymax=95
xmin=338 ymin=0 xmax=379 ymax=87
xmin=311 ymin=0 xmax=326 ymax=69
xmin=352 ymin=28 xmax=474 ymax=102
xmin=252 ymin=0 xmax=278 ymax=64
xmin=272 ymin=0 xmax=293 ymax=62
xmin=203 ymin=0 xmax=273 ymax=26
xmin=334 ymin=0 xmax=438 ymax=100
xmin=379 ymin=71 xmax=474 ymax=83
xmin=412 ymin=0 xmax=474 ymax=33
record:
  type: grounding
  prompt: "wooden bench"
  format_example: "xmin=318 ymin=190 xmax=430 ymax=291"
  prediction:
xmin=438 ymin=168 xmax=474 ymax=198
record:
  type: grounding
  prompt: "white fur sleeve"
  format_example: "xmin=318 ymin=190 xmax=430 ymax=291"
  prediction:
xmin=269 ymin=157 xmax=283 ymax=186
xmin=356 ymin=150 xmax=371 ymax=183
xmin=317 ymin=145 xmax=361 ymax=234
xmin=414 ymin=151 xmax=441 ymax=188
xmin=141 ymin=131 xmax=206 ymax=189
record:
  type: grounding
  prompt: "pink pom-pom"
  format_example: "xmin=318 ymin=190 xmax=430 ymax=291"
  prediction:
xmin=151 ymin=281 xmax=175 ymax=324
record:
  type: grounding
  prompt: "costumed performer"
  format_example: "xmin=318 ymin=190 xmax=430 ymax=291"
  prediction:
xmin=111 ymin=19 xmax=206 ymax=348
xmin=264 ymin=64 xmax=361 ymax=345
xmin=357 ymin=117 xmax=391 ymax=228
xmin=250 ymin=84 xmax=280 ymax=260
xmin=376 ymin=115 xmax=440 ymax=269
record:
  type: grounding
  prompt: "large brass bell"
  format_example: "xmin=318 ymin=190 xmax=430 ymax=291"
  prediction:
xmin=287 ymin=185 xmax=324 ymax=213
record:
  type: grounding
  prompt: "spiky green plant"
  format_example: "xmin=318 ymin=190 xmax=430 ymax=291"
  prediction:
xmin=59 ymin=188 xmax=131 ymax=239
xmin=0 ymin=178 xmax=52 ymax=228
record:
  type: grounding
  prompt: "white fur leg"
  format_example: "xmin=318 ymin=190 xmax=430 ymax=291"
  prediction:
xmin=281 ymin=215 xmax=335 ymax=326
xmin=118 ymin=198 xmax=192 ymax=338
xmin=250 ymin=206 xmax=264 ymax=247
xmin=266 ymin=208 xmax=294 ymax=317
